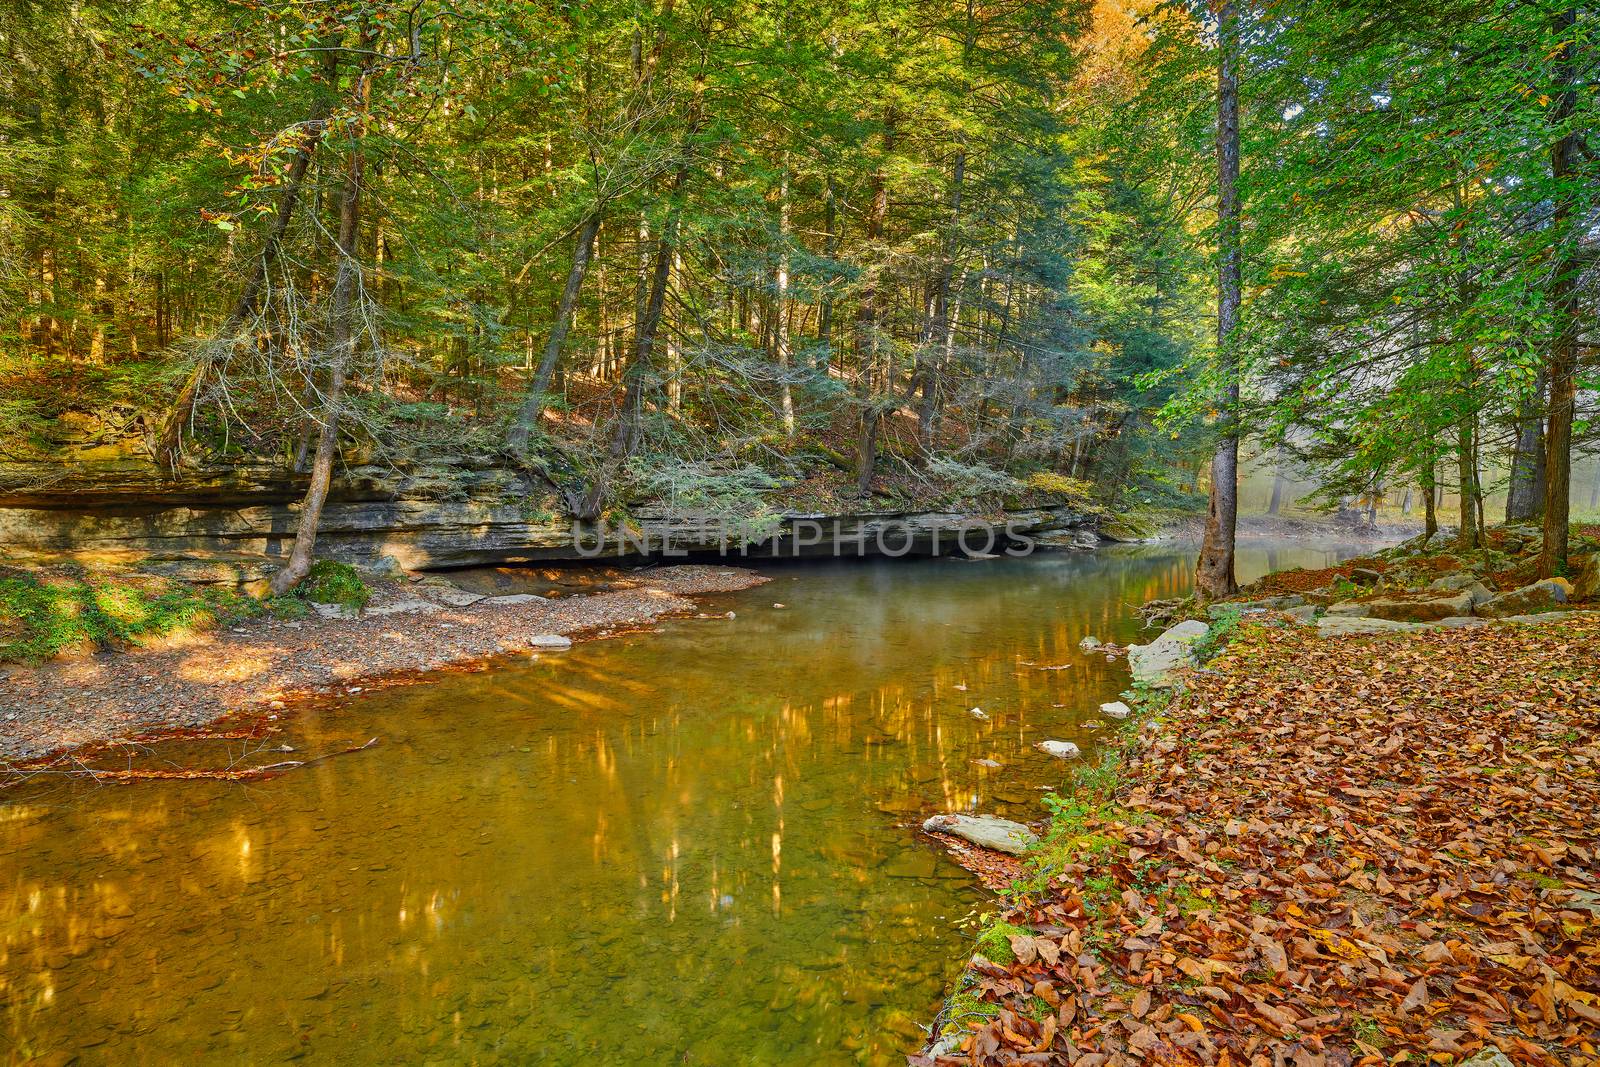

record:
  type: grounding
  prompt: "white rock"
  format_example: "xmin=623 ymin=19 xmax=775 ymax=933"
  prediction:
xmin=1078 ymin=635 xmax=1102 ymax=650
xmin=1315 ymin=616 xmax=1432 ymax=637
xmin=481 ymin=593 xmax=548 ymax=606
xmin=527 ymin=634 xmax=573 ymax=649
xmin=921 ymin=813 xmax=1038 ymax=855
xmin=969 ymin=707 xmax=989 ymax=721
xmin=1127 ymin=619 xmax=1210 ymax=688
xmin=363 ymin=598 xmax=441 ymax=616
xmin=1100 ymin=701 xmax=1132 ymax=719
xmin=1457 ymin=1049 xmax=1513 ymax=1067
xmin=1037 ymin=740 xmax=1081 ymax=759
xmin=1496 ymin=610 xmax=1589 ymax=625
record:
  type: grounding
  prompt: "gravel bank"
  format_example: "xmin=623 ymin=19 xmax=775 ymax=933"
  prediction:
xmin=0 ymin=564 xmax=767 ymax=763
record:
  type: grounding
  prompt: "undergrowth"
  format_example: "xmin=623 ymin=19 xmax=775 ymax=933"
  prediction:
xmin=0 ymin=569 xmax=259 ymax=663
xmin=294 ymin=560 xmax=371 ymax=611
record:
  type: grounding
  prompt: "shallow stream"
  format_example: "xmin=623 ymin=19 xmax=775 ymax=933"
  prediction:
xmin=0 ymin=543 xmax=1354 ymax=1065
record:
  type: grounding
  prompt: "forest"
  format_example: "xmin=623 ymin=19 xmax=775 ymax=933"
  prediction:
xmin=0 ymin=0 xmax=1595 ymax=590
xmin=3 ymin=4 xmax=1600 ymax=1066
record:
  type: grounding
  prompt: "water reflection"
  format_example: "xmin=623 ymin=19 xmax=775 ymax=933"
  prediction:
xmin=0 ymin=544 xmax=1354 ymax=1065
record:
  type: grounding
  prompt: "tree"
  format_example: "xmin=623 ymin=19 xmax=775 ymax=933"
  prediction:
xmin=1195 ymin=0 xmax=1242 ymax=599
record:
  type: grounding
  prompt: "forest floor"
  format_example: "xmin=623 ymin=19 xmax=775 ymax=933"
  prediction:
xmin=0 ymin=564 xmax=766 ymax=766
xmin=916 ymin=533 xmax=1600 ymax=1067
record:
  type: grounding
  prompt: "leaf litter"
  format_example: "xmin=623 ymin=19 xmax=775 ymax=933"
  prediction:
xmin=913 ymin=613 xmax=1600 ymax=1067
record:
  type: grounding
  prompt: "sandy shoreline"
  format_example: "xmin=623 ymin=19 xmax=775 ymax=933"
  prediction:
xmin=0 ymin=564 xmax=768 ymax=765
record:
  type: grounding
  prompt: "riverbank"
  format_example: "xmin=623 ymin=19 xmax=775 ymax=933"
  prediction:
xmin=0 ymin=564 xmax=766 ymax=765
xmin=913 ymin=535 xmax=1600 ymax=1066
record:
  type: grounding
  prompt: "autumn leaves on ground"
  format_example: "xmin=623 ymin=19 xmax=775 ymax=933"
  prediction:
xmin=917 ymin=603 xmax=1599 ymax=1065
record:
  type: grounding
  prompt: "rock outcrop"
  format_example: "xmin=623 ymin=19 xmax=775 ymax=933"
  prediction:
xmin=1 ymin=457 xmax=1098 ymax=574
xmin=1478 ymin=579 xmax=1571 ymax=618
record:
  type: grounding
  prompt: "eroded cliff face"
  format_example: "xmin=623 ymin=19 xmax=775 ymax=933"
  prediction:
xmin=0 ymin=457 xmax=1100 ymax=576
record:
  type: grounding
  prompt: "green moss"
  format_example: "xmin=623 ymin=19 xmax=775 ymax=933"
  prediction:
xmin=296 ymin=560 xmax=370 ymax=610
xmin=0 ymin=569 xmax=259 ymax=664
xmin=942 ymin=988 xmax=1002 ymax=1034
xmin=973 ymin=919 xmax=1029 ymax=964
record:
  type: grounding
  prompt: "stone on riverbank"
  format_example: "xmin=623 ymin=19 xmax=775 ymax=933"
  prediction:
xmin=1099 ymin=701 xmax=1132 ymax=719
xmin=482 ymin=593 xmax=549 ymax=606
xmin=1316 ymin=616 xmax=1431 ymax=637
xmin=1127 ymin=619 xmax=1210 ymax=688
xmin=1360 ymin=591 xmax=1475 ymax=623
xmin=527 ymin=634 xmax=573 ymax=649
xmin=1037 ymin=740 xmax=1081 ymax=759
xmin=431 ymin=587 xmax=487 ymax=607
xmin=921 ymin=814 xmax=1037 ymax=856
xmin=1208 ymin=594 xmax=1305 ymax=618
xmin=1477 ymin=578 xmax=1570 ymax=618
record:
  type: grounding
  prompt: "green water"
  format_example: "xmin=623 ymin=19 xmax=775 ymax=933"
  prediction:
xmin=0 ymin=544 xmax=1352 ymax=1066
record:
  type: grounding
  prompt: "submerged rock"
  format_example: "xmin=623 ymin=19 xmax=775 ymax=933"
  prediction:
xmin=921 ymin=813 xmax=1038 ymax=856
xmin=526 ymin=634 xmax=573 ymax=649
xmin=1037 ymin=740 xmax=1081 ymax=759
xmin=1477 ymin=578 xmax=1570 ymax=618
xmin=969 ymin=707 xmax=990 ymax=721
xmin=1127 ymin=619 xmax=1210 ymax=688
xmin=1078 ymin=635 xmax=1102 ymax=651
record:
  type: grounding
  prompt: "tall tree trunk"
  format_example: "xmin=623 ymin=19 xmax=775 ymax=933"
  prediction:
xmin=774 ymin=164 xmax=795 ymax=437
xmin=917 ymin=144 xmax=965 ymax=455
xmin=269 ymin=46 xmax=372 ymax=597
xmin=1506 ymin=375 xmax=1547 ymax=523
xmin=1422 ymin=463 xmax=1438 ymax=540
xmin=1195 ymin=0 xmax=1241 ymax=600
xmin=1457 ymin=414 xmax=1479 ymax=550
xmin=1267 ymin=456 xmax=1286 ymax=516
xmin=1539 ymin=6 xmax=1581 ymax=578
xmin=853 ymin=110 xmax=895 ymax=496
xmin=506 ymin=208 xmax=602 ymax=454
xmin=817 ymin=175 xmax=839 ymax=371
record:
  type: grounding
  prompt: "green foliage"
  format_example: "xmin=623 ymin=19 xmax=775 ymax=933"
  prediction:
xmin=0 ymin=570 xmax=258 ymax=664
xmin=294 ymin=560 xmax=370 ymax=611
xmin=925 ymin=458 xmax=1025 ymax=507
xmin=1191 ymin=613 xmax=1237 ymax=664
xmin=623 ymin=459 xmax=782 ymax=544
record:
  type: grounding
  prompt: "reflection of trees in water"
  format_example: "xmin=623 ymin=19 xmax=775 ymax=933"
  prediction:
xmin=0 ymin=548 xmax=1349 ymax=1062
